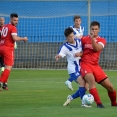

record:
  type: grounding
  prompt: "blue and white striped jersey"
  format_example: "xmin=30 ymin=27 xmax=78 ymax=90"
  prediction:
xmin=70 ymin=25 xmax=84 ymax=37
xmin=58 ymin=38 xmax=82 ymax=74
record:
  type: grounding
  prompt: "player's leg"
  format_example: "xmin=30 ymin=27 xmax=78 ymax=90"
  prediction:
xmin=63 ymin=72 xmax=91 ymax=107
xmin=93 ymin=65 xmax=117 ymax=106
xmin=100 ymin=78 xmax=117 ymax=106
xmin=77 ymin=75 xmax=92 ymax=107
xmin=0 ymin=65 xmax=12 ymax=90
xmin=76 ymin=75 xmax=86 ymax=99
xmin=65 ymin=77 xmax=73 ymax=91
xmin=0 ymin=50 xmax=14 ymax=91
xmin=0 ymin=57 xmax=7 ymax=89
xmin=0 ymin=56 xmax=5 ymax=72
xmin=63 ymin=74 xmax=91 ymax=107
xmin=84 ymin=73 xmax=104 ymax=108
xmin=80 ymin=62 xmax=104 ymax=108
xmin=63 ymin=72 xmax=81 ymax=106
xmin=2 ymin=68 xmax=10 ymax=90
xmin=71 ymin=82 xmax=89 ymax=99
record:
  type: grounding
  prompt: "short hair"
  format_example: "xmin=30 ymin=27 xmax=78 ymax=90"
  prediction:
xmin=10 ymin=13 xmax=18 ymax=18
xmin=64 ymin=27 xmax=74 ymax=37
xmin=90 ymin=21 xmax=100 ymax=28
xmin=73 ymin=15 xmax=81 ymax=21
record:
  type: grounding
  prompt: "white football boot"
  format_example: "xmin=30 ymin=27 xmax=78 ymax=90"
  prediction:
xmin=63 ymin=95 xmax=73 ymax=106
xmin=65 ymin=80 xmax=73 ymax=91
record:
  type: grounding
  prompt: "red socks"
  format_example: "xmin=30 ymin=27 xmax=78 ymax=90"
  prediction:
xmin=0 ymin=69 xmax=10 ymax=83
xmin=89 ymin=88 xmax=102 ymax=105
xmin=108 ymin=91 xmax=117 ymax=106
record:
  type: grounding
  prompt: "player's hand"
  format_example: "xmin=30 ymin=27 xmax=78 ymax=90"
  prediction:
xmin=23 ymin=37 xmax=28 ymax=42
xmin=14 ymin=42 xmax=17 ymax=49
xmin=90 ymin=31 xmax=95 ymax=39
xmin=74 ymin=52 xmax=81 ymax=57
xmin=55 ymin=54 xmax=61 ymax=61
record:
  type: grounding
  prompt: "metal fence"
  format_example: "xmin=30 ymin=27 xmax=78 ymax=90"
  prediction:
xmin=0 ymin=0 xmax=117 ymax=69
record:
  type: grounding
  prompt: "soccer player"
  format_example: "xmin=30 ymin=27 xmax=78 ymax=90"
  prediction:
xmin=0 ymin=13 xmax=28 ymax=90
xmin=55 ymin=27 xmax=91 ymax=107
xmin=80 ymin=21 xmax=117 ymax=108
xmin=70 ymin=15 xmax=84 ymax=39
xmin=0 ymin=17 xmax=5 ymax=72
xmin=0 ymin=16 xmax=18 ymax=90
xmin=65 ymin=15 xmax=84 ymax=90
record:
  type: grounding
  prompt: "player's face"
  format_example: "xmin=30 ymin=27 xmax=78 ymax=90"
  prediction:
xmin=11 ymin=17 xmax=18 ymax=26
xmin=0 ymin=18 xmax=5 ymax=26
xmin=90 ymin=25 xmax=100 ymax=37
xmin=66 ymin=32 xmax=74 ymax=44
xmin=74 ymin=18 xmax=81 ymax=28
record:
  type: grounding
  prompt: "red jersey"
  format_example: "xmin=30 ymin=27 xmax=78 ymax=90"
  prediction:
xmin=81 ymin=35 xmax=106 ymax=65
xmin=0 ymin=25 xmax=3 ymax=39
xmin=0 ymin=23 xmax=17 ymax=50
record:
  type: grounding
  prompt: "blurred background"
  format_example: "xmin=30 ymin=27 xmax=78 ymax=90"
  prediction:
xmin=0 ymin=0 xmax=117 ymax=69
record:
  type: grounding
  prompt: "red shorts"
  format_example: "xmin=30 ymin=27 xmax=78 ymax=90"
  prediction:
xmin=80 ymin=62 xmax=107 ymax=83
xmin=0 ymin=49 xmax=14 ymax=66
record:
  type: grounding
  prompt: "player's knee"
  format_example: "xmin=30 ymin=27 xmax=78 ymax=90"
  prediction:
xmin=77 ymin=78 xmax=85 ymax=86
xmin=107 ymin=85 xmax=114 ymax=92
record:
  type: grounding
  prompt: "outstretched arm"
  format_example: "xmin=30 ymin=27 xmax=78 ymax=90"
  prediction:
xmin=55 ymin=54 xmax=62 ymax=61
xmin=12 ymin=35 xmax=28 ymax=42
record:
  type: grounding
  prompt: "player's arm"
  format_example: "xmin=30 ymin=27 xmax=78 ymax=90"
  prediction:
xmin=91 ymin=38 xmax=103 ymax=51
xmin=12 ymin=35 xmax=28 ymax=42
xmin=55 ymin=45 xmax=67 ymax=61
xmin=55 ymin=54 xmax=62 ymax=61
xmin=90 ymin=32 xmax=104 ymax=51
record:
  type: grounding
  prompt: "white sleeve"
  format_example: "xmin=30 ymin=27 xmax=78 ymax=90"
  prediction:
xmin=98 ymin=42 xmax=104 ymax=48
xmin=80 ymin=26 xmax=84 ymax=36
xmin=58 ymin=46 xmax=68 ymax=58
xmin=77 ymin=39 xmax=83 ymax=52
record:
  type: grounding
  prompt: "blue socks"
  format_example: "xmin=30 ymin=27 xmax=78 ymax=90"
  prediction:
xmin=68 ymin=77 xmax=74 ymax=82
xmin=72 ymin=89 xmax=80 ymax=99
xmin=72 ymin=87 xmax=86 ymax=99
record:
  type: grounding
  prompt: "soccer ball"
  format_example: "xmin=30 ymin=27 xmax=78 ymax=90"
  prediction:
xmin=82 ymin=94 xmax=94 ymax=105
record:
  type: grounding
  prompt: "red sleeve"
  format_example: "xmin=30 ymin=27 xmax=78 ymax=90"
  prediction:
xmin=98 ymin=38 xmax=106 ymax=47
xmin=11 ymin=26 xmax=17 ymax=35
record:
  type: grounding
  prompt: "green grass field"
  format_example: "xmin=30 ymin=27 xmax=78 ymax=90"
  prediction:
xmin=0 ymin=70 xmax=117 ymax=117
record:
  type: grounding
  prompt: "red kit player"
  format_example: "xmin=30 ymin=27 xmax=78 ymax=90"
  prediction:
xmin=80 ymin=21 xmax=117 ymax=108
xmin=0 ymin=13 xmax=28 ymax=90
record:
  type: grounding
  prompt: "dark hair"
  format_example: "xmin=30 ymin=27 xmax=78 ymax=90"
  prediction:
xmin=64 ymin=27 xmax=74 ymax=37
xmin=73 ymin=15 xmax=81 ymax=21
xmin=10 ymin=13 xmax=18 ymax=18
xmin=90 ymin=21 xmax=100 ymax=28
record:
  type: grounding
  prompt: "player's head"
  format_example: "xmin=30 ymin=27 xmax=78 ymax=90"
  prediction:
xmin=0 ymin=17 xmax=5 ymax=26
xmin=10 ymin=13 xmax=18 ymax=26
xmin=64 ymin=27 xmax=74 ymax=43
xmin=73 ymin=15 xmax=81 ymax=28
xmin=90 ymin=21 xmax=100 ymax=37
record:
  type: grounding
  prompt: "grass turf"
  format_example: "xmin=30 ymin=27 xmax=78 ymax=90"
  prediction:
xmin=0 ymin=70 xmax=117 ymax=117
